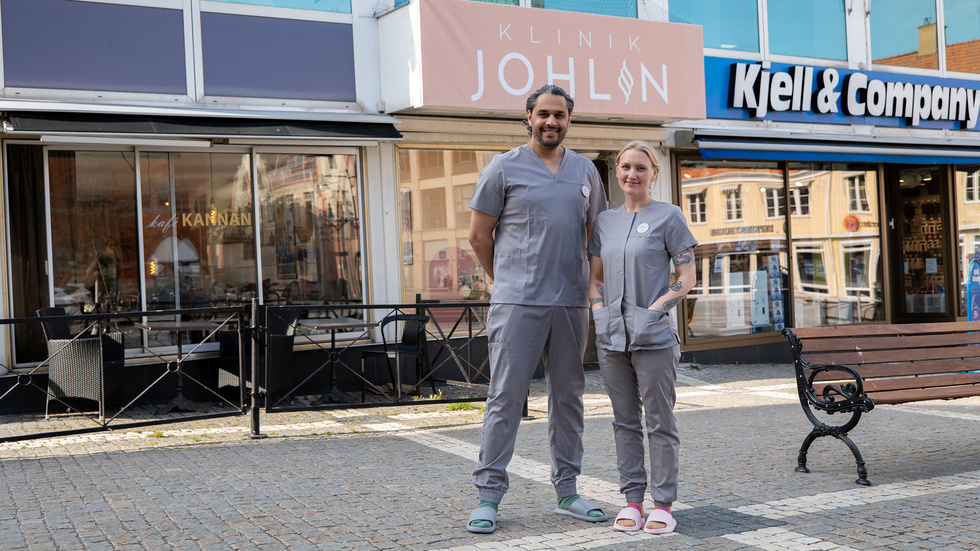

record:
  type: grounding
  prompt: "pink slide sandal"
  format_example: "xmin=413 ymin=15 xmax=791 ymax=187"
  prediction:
xmin=644 ymin=508 xmax=677 ymax=534
xmin=612 ymin=506 xmax=643 ymax=532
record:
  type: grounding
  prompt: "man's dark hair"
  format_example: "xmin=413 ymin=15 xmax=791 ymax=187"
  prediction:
xmin=522 ymin=85 xmax=574 ymax=135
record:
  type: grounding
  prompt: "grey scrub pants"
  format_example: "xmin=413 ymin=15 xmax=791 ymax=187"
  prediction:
xmin=597 ymin=345 xmax=680 ymax=506
xmin=473 ymin=304 xmax=588 ymax=504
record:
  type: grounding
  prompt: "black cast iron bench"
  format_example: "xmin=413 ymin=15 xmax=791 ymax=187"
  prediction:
xmin=783 ymin=322 xmax=980 ymax=485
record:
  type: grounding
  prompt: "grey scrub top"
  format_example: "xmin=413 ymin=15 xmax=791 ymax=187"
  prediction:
xmin=469 ymin=144 xmax=607 ymax=307
xmin=588 ymin=200 xmax=698 ymax=352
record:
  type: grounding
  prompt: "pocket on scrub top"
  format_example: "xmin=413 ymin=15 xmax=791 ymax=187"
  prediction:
xmin=631 ymin=306 xmax=670 ymax=347
xmin=591 ymin=306 xmax=612 ymax=347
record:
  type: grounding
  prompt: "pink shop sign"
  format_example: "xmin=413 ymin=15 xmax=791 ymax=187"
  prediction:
xmin=418 ymin=0 xmax=705 ymax=120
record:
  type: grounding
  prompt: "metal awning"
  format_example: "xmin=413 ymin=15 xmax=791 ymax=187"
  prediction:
xmin=696 ymin=135 xmax=980 ymax=165
xmin=5 ymin=111 xmax=401 ymax=141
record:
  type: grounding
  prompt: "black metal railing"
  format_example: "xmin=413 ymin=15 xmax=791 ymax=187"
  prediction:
xmin=0 ymin=299 xmax=489 ymax=442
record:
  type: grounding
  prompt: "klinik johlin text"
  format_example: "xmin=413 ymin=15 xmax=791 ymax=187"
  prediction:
xmin=469 ymin=24 xmax=668 ymax=106
xmin=730 ymin=62 xmax=980 ymax=129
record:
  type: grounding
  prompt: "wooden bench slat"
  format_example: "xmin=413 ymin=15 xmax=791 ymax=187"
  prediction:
xmin=793 ymin=321 xmax=980 ymax=339
xmin=810 ymin=359 xmax=980 ymax=380
xmin=800 ymin=332 xmax=980 ymax=352
xmin=805 ymin=344 xmax=980 ymax=366
xmin=815 ymin=372 xmax=980 ymax=394
xmin=863 ymin=383 xmax=980 ymax=405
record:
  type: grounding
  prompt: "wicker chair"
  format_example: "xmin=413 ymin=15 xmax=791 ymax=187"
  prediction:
xmin=36 ymin=307 xmax=124 ymax=421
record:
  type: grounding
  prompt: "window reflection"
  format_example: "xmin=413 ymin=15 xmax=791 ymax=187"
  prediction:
xmin=141 ymin=152 xmax=255 ymax=312
xmin=788 ymin=163 xmax=883 ymax=327
xmin=669 ymin=0 xmax=759 ymax=53
xmin=50 ymin=151 xmax=139 ymax=316
xmin=257 ymin=154 xmax=362 ymax=313
xmin=680 ymin=161 xmax=786 ymax=339
xmin=767 ymin=0 xmax=846 ymax=60
xmin=944 ymin=0 xmax=980 ymax=74
xmin=397 ymin=148 xmax=501 ymax=307
xmin=871 ymin=0 xmax=939 ymax=70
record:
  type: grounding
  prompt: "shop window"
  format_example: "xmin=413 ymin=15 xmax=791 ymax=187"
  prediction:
xmin=256 ymin=153 xmax=361 ymax=309
xmin=944 ymin=0 xmax=980 ymax=74
xmin=723 ymin=186 xmax=742 ymax=221
xmin=965 ymin=171 xmax=980 ymax=203
xmin=788 ymin=163 xmax=882 ymax=327
xmin=669 ymin=0 xmax=759 ymax=53
xmin=843 ymin=243 xmax=873 ymax=295
xmin=397 ymin=149 xmax=501 ymax=308
xmin=790 ymin=184 xmax=811 ymax=216
xmin=870 ymin=0 xmax=939 ymax=70
xmin=401 ymin=188 xmax=414 ymax=265
xmin=454 ymin=184 xmax=475 ymax=228
xmin=143 ymin=151 xmax=257 ymax=315
xmin=452 ymin=151 xmax=478 ymax=175
xmin=421 ymin=188 xmax=448 ymax=230
xmin=763 ymin=187 xmax=786 ymax=219
xmin=795 ymin=245 xmax=829 ymax=293
xmin=398 ymin=150 xmax=412 ymax=183
xmin=418 ymin=151 xmax=445 ymax=180
xmin=678 ymin=159 xmax=786 ymax=340
xmin=687 ymin=190 xmax=706 ymax=224
xmin=767 ymin=0 xmax=846 ymax=60
xmin=847 ymin=175 xmax=870 ymax=212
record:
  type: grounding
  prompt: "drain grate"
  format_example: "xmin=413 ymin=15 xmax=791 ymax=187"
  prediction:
xmin=680 ymin=351 xmax=695 ymax=363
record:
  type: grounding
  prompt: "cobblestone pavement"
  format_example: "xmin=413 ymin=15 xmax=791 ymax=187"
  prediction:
xmin=2 ymin=363 xmax=980 ymax=550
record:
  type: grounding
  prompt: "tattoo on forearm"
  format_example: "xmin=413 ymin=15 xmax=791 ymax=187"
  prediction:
xmin=673 ymin=248 xmax=694 ymax=268
xmin=661 ymin=297 xmax=682 ymax=313
xmin=594 ymin=282 xmax=604 ymax=301
xmin=668 ymin=279 xmax=683 ymax=293
xmin=590 ymin=297 xmax=603 ymax=306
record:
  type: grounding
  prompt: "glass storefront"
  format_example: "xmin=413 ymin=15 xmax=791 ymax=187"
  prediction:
xmin=140 ymin=151 xmax=254 ymax=312
xmin=7 ymin=144 xmax=363 ymax=363
xmin=396 ymin=148 xmax=500 ymax=305
xmin=256 ymin=153 xmax=362 ymax=311
xmin=679 ymin=159 xmax=884 ymax=341
xmin=787 ymin=163 xmax=883 ymax=327
xmin=680 ymin=161 xmax=787 ymax=339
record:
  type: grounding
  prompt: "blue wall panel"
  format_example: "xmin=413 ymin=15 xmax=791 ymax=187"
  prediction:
xmin=1 ymin=0 xmax=186 ymax=94
xmin=202 ymin=12 xmax=355 ymax=102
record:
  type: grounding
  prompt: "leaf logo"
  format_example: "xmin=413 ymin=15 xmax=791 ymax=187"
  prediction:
xmin=618 ymin=61 xmax=634 ymax=104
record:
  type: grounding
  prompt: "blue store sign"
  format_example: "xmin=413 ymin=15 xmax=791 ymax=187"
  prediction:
xmin=705 ymin=56 xmax=980 ymax=131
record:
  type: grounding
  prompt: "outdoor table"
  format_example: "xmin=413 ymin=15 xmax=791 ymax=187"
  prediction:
xmin=299 ymin=317 xmax=376 ymax=405
xmin=135 ymin=320 xmax=220 ymax=414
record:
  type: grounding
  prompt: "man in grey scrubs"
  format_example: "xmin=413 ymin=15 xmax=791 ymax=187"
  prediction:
xmin=465 ymin=84 xmax=609 ymax=534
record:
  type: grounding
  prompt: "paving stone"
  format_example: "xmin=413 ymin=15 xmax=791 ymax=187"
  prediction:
xmin=2 ymin=363 xmax=980 ymax=549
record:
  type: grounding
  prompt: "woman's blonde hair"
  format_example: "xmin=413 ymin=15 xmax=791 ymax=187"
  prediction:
xmin=615 ymin=140 xmax=659 ymax=168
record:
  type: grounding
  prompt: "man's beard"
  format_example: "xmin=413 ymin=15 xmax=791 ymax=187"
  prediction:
xmin=533 ymin=126 xmax=565 ymax=149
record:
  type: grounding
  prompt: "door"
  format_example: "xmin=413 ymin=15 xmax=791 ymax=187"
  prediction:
xmin=887 ymin=165 xmax=954 ymax=321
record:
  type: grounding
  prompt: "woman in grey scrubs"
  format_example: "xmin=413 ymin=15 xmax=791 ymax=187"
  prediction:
xmin=587 ymin=141 xmax=698 ymax=535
